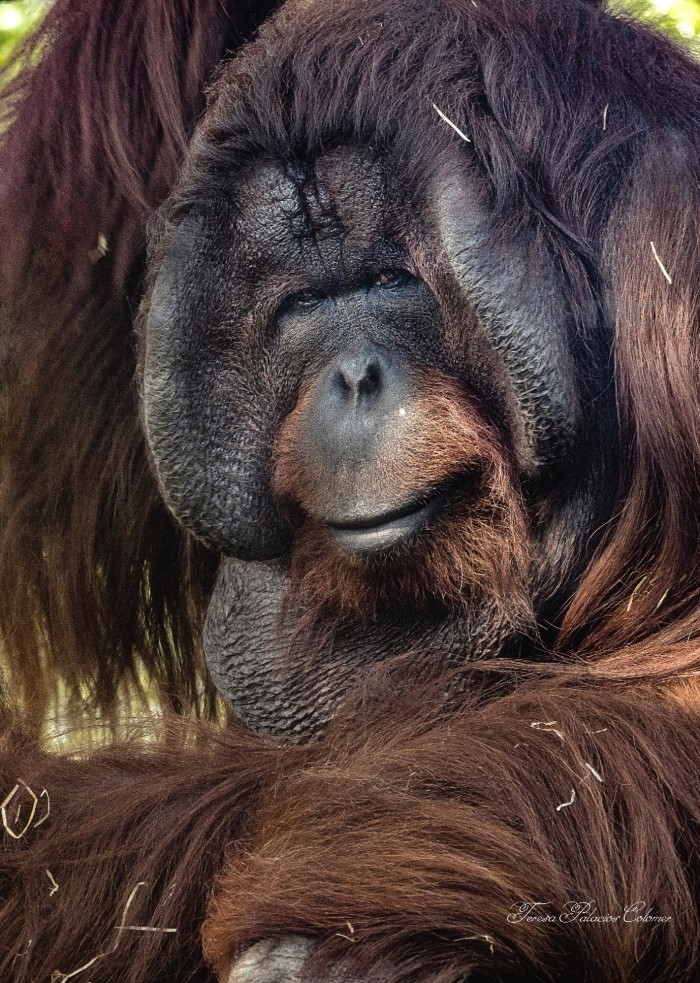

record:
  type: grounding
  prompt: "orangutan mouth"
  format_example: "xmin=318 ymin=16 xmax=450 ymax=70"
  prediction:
xmin=327 ymin=487 xmax=449 ymax=556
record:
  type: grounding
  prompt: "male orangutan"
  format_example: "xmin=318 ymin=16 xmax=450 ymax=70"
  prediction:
xmin=2 ymin=0 xmax=700 ymax=981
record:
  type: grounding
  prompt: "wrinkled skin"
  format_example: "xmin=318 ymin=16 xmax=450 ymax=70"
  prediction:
xmin=143 ymin=140 xmax=617 ymax=737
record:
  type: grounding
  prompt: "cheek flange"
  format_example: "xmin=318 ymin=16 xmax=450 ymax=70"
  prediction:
xmin=142 ymin=252 xmax=294 ymax=561
xmin=432 ymin=172 xmax=586 ymax=474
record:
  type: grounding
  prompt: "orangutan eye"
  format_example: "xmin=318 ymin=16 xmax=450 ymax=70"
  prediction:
xmin=278 ymin=289 xmax=326 ymax=316
xmin=374 ymin=269 xmax=413 ymax=288
xmin=294 ymin=289 xmax=325 ymax=306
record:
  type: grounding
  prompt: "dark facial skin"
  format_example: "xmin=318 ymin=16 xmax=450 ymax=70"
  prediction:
xmin=143 ymin=148 xmax=618 ymax=738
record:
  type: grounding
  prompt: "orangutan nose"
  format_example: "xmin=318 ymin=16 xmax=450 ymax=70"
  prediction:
xmin=308 ymin=346 xmax=408 ymax=468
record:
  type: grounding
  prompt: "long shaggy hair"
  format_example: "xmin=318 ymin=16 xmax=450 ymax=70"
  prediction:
xmin=3 ymin=676 xmax=700 ymax=983
xmin=2 ymin=0 xmax=700 ymax=981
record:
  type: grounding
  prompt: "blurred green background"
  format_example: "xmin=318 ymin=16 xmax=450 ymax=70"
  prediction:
xmin=648 ymin=0 xmax=700 ymax=35
xmin=1 ymin=0 xmax=700 ymax=68
xmin=0 ymin=0 xmax=43 ymax=66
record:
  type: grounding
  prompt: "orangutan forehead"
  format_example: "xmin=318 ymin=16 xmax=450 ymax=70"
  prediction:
xmin=231 ymin=149 xmax=398 ymax=277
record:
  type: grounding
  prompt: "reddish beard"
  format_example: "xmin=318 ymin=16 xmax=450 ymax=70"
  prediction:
xmin=272 ymin=370 xmax=534 ymax=630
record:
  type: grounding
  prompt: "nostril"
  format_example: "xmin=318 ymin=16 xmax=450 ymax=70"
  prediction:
xmin=333 ymin=357 xmax=383 ymax=401
xmin=333 ymin=368 xmax=353 ymax=397
xmin=359 ymin=359 xmax=382 ymax=398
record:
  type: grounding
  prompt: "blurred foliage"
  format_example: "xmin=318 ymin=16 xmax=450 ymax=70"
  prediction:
xmin=649 ymin=0 xmax=700 ymax=36
xmin=619 ymin=0 xmax=700 ymax=38
xmin=0 ymin=1 xmax=44 ymax=67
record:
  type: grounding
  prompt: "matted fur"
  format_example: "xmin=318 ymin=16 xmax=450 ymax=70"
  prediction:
xmin=2 ymin=675 xmax=700 ymax=982
xmin=0 ymin=705 xmax=294 ymax=983
xmin=2 ymin=0 xmax=700 ymax=981
xmin=203 ymin=676 xmax=700 ymax=983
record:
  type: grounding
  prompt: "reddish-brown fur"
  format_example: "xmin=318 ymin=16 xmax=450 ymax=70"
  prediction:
xmin=203 ymin=677 xmax=700 ymax=983
xmin=3 ymin=1 xmax=700 ymax=981
xmin=273 ymin=370 xmax=532 ymax=625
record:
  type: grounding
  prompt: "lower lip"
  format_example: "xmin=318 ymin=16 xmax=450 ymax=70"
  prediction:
xmin=328 ymin=492 xmax=446 ymax=557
